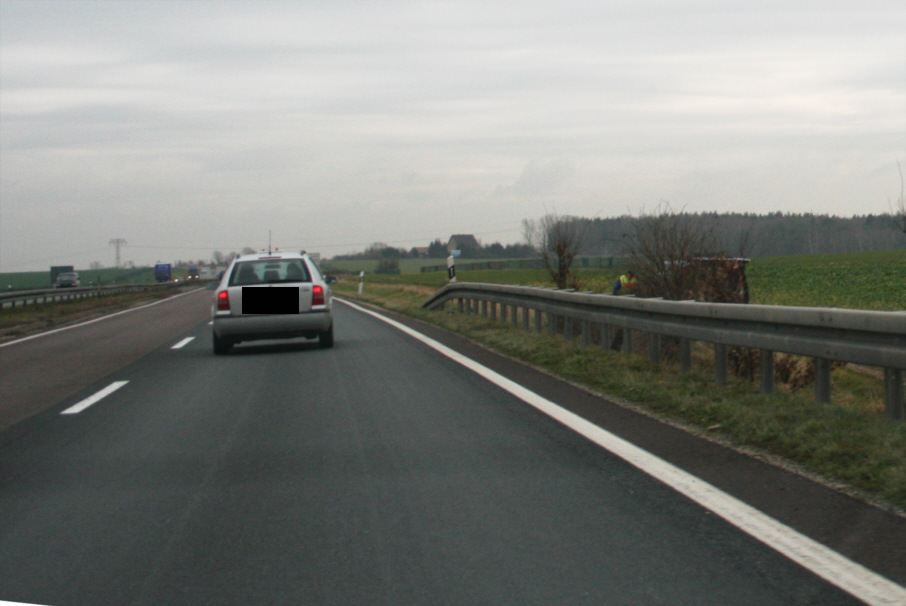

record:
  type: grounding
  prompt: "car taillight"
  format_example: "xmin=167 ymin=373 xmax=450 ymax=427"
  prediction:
xmin=312 ymin=285 xmax=325 ymax=306
xmin=217 ymin=290 xmax=230 ymax=311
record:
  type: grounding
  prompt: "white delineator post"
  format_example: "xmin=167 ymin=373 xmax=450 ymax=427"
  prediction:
xmin=447 ymin=255 xmax=456 ymax=283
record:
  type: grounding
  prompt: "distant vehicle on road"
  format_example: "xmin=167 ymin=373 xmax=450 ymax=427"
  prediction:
xmin=50 ymin=265 xmax=75 ymax=286
xmin=187 ymin=265 xmax=200 ymax=280
xmin=54 ymin=272 xmax=80 ymax=288
xmin=212 ymin=250 xmax=333 ymax=354
xmin=154 ymin=263 xmax=172 ymax=282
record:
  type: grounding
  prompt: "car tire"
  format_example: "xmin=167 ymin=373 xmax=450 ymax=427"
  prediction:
xmin=213 ymin=333 xmax=232 ymax=355
xmin=318 ymin=324 xmax=334 ymax=349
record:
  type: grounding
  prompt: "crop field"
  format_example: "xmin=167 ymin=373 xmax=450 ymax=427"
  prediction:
xmin=0 ymin=265 xmax=214 ymax=291
xmin=746 ymin=250 xmax=905 ymax=311
xmin=0 ymin=266 xmax=160 ymax=290
xmin=340 ymin=249 xmax=905 ymax=311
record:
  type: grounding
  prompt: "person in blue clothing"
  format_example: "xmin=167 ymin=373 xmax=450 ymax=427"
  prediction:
xmin=612 ymin=271 xmax=637 ymax=295
xmin=610 ymin=270 xmax=637 ymax=350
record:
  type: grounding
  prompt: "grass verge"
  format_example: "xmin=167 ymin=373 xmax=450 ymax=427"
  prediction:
xmin=339 ymin=280 xmax=906 ymax=514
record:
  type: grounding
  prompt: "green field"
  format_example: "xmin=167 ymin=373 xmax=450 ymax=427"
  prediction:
xmin=7 ymin=249 xmax=899 ymax=310
xmin=333 ymin=250 xmax=906 ymax=311
xmin=0 ymin=265 xmax=204 ymax=290
xmin=746 ymin=250 xmax=905 ymax=310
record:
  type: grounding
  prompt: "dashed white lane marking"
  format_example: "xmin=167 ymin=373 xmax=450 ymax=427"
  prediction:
xmin=171 ymin=336 xmax=195 ymax=349
xmin=337 ymin=298 xmax=906 ymax=606
xmin=60 ymin=381 xmax=129 ymax=415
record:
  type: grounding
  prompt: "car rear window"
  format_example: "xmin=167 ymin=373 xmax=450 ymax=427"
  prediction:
xmin=229 ymin=260 xmax=311 ymax=286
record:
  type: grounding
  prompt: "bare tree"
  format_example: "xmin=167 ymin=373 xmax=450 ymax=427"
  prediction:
xmin=525 ymin=212 xmax=587 ymax=289
xmin=623 ymin=203 xmax=724 ymax=300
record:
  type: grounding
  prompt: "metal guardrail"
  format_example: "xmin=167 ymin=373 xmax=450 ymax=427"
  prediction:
xmin=422 ymin=282 xmax=906 ymax=421
xmin=0 ymin=282 xmax=183 ymax=309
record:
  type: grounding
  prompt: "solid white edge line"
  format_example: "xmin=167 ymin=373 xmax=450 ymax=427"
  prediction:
xmin=337 ymin=298 xmax=906 ymax=606
xmin=0 ymin=288 xmax=202 ymax=349
xmin=171 ymin=336 xmax=195 ymax=349
xmin=60 ymin=381 xmax=129 ymax=415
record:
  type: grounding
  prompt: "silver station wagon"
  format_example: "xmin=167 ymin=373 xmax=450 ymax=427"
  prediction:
xmin=212 ymin=251 xmax=333 ymax=354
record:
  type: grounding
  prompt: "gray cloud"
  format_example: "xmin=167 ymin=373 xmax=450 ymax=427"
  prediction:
xmin=1 ymin=0 xmax=904 ymax=270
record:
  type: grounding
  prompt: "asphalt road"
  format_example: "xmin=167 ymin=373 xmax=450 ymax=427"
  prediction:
xmin=0 ymin=287 xmax=212 ymax=430
xmin=0 ymin=292 xmax=903 ymax=605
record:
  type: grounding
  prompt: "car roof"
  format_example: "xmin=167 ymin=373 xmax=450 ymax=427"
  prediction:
xmin=234 ymin=251 xmax=309 ymax=262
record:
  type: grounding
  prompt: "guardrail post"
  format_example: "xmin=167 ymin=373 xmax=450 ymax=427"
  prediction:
xmin=499 ymin=303 xmax=507 ymax=323
xmin=648 ymin=333 xmax=661 ymax=365
xmin=490 ymin=301 xmax=497 ymax=322
xmin=760 ymin=349 xmax=775 ymax=395
xmin=457 ymin=298 xmax=464 ymax=313
xmin=815 ymin=358 xmax=832 ymax=404
xmin=680 ymin=338 xmax=692 ymax=373
xmin=885 ymin=369 xmax=903 ymax=421
xmin=421 ymin=285 xmax=904 ymax=422
xmin=715 ymin=344 xmax=728 ymax=384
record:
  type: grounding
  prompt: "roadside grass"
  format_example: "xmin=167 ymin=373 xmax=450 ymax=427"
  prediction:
xmin=335 ymin=277 xmax=906 ymax=513
xmin=0 ymin=288 xmax=180 ymax=342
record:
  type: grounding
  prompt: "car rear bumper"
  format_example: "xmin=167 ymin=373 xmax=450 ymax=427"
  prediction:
xmin=213 ymin=311 xmax=332 ymax=343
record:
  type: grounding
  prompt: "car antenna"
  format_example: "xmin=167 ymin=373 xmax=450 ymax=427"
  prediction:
xmin=268 ymin=229 xmax=272 ymax=255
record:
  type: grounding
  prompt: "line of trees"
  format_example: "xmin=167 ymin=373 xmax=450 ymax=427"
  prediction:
xmin=334 ymin=211 xmax=902 ymax=268
xmin=576 ymin=212 xmax=903 ymax=258
xmin=525 ymin=207 xmax=903 ymax=294
xmin=331 ymin=240 xmax=536 ymax=261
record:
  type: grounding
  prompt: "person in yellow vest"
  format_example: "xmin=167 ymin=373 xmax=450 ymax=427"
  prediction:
xmin=612 ymin=271 xmax=637 ymax=295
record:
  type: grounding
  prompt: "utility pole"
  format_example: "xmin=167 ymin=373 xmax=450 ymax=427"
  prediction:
xmin=109 ymin=238 xmax=127 ymax=268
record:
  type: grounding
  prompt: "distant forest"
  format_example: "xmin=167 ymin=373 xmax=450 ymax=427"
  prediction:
xmin=333 ymin=212 xmax=904 ymax=261
xmin=575 ymin=212 xmax=904 ymax=258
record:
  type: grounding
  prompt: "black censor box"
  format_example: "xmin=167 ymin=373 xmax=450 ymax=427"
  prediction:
xmin=242 ymin=287 xmax=300 ymax=314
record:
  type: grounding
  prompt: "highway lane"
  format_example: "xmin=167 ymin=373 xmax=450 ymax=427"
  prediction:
xmin=0 ymin=287 xmax=212 ymax=431
xmin=0 ymin=300 xmax=902 ymax=605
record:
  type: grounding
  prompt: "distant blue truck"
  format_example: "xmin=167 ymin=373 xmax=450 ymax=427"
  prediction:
xmin=154 ymin=263 xmax=172 ymax=282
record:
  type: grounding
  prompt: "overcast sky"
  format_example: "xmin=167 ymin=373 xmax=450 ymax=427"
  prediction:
xmin=1 ymin=0 xmax=904 ymax=271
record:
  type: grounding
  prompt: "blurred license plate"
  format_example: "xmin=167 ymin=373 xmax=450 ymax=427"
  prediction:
xmin=242 ymin=287 xmax=299 ymax=314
